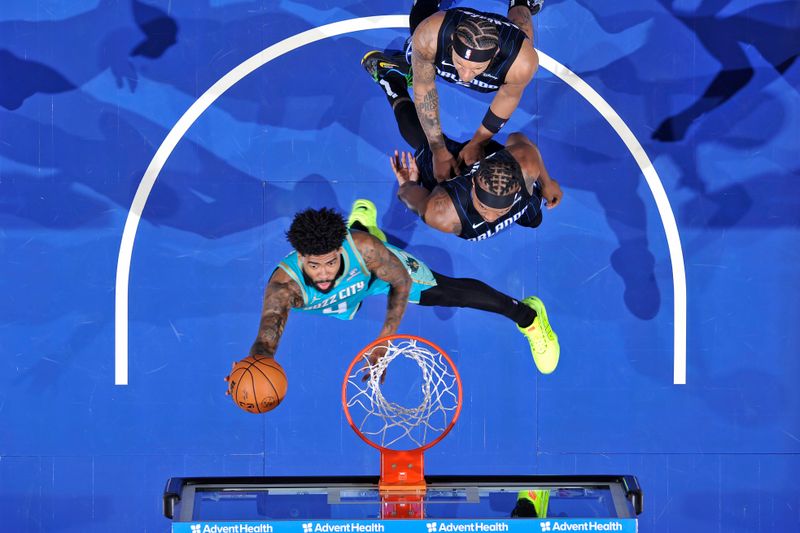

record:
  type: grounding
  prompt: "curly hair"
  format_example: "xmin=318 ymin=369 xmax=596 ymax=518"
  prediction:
xmin=474 ymin=158 xmax=523 ymax=198
xmin=454 ymin=18 xmax=499 ymax=52
xmin=286 ymin=208 xmax=348 ymax=256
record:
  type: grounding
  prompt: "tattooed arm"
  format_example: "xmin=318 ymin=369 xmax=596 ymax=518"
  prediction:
xmin=249 ymin=268 xmax=303 ymax=358
xmin=352 ymin=231 xmax=412 ymax=338
xmin=411 ymin=13 xmax=458 ymax=181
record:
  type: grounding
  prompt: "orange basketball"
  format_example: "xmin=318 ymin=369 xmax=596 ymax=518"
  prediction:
xmin=225 ymin=355 xmax=288 ymax=414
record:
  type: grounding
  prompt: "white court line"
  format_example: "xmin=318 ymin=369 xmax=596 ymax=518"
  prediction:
xmin=114 ymin=15 xmax=687 ymax=385
xmin=536 ymin=52 xmax=687 ymax=384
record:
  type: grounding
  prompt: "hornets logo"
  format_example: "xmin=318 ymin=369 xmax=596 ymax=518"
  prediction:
xmin=405 ymin=256 xmax=420 ymax=273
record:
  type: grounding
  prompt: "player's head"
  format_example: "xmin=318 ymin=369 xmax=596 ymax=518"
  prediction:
xmin=471 ymin=157 xmax=524 ymax=223
xmin=451 ymin=18 xmax=499 ymax=82
xmin=286 ymin=208 xmax=348 ymax=293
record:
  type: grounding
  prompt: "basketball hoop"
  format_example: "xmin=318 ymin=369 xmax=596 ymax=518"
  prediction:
xmin=342 ymin=335 xmax=463 ymax=518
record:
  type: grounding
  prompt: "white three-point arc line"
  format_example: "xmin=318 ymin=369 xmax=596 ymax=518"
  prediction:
xmin=114 ymin=15 xmax=687 ymax=385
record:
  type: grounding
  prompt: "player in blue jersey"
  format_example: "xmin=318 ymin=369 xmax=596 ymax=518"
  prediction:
xmin=362 ymin=0 xmax=544 ymax=181
xmin=248 ymin=203 xmax=560 ymax=374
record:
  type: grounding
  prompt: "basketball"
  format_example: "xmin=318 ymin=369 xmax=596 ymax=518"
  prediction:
xmin=225 ymin=355 xmax=288 ymax=414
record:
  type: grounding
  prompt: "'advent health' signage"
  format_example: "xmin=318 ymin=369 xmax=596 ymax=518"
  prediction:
xmin=173 ymin=519 xmax=637 ymax=533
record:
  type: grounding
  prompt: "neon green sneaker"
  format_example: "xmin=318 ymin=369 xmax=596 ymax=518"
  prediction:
xmin=517 ymin=489 xmax=550 ymax=518
xmin=517 ymin=296 xmax=559 ymax=374
xmin=347 ymin=199 xmax=387 ymax=242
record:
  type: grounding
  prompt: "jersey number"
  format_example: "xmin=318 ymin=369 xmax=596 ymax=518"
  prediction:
xmin=322 ymin=302 xmax=348 ymax=315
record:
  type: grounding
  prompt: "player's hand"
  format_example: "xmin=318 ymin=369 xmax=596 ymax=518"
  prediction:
xmin=540 ymin=178 xmax=563 ymax=209
xmin=457 ymin=140 xmax=485 ymax=167
xmin=224 ymin=360 xmax=238 ymax=395
xmin=432 ymin=149 xmax=458 ymax=182
xmin=360 ymin=340 xmax=389 ymax=384
xmin=390 ymin=150 xmax=419 ymax=186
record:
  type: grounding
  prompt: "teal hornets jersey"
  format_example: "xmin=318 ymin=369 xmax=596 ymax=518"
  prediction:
xmin=277 ymin=231 xmax=437 ymax=320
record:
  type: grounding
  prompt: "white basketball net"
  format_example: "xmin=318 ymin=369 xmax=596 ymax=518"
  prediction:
xmin=345 ymin=338 xmax=460 ymax=450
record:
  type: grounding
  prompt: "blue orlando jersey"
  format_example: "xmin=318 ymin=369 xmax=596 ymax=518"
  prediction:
xmin=277 ymin=231 xmax=437 ymax=320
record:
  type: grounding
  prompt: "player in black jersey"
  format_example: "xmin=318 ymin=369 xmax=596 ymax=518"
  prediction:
xmin=390 ymin=135 xmax=559 ymax=242
xmin=365 ymin=0 xmax=543 ymax=182
xmin=362 ymin=55 xmax=562 ymax=242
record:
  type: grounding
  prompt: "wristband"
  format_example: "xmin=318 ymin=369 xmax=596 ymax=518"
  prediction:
xmin=481 ymin=108 xmax=509 ymax=134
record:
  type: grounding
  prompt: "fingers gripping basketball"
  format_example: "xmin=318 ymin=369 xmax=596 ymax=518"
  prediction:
xmin=225 ymin=355 xmax=288 ymax=414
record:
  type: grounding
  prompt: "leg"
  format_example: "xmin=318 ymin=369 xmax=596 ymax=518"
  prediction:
xmin=361 ymin=53 xmax=426 ymax=149
xmin=409 ymin=0 xmax=441 ymax=35
xmin=404 ymin=0 xmax=442 ymax=66
xmin=418 ymin=272 xmax=536 ymax=327
xmin=418 ymin=271 xmax=560 ymax=374
xmin=393 ymin=92 xmax=427 ymax=151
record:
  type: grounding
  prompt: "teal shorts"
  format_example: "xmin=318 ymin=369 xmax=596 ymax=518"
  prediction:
xmin=365 ymin=246 xmax=437 ymax=303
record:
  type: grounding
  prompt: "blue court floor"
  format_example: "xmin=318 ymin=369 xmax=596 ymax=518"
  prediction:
xmin=1 ymin=1 xmax=798 ymax=531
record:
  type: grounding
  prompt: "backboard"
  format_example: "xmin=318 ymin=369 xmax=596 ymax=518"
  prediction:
xmin=163 ymin=475 xmax=642 ymax=532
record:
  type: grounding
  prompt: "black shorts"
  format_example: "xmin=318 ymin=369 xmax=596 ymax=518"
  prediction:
xmin=414 ymin=138 xmax=505 ymax=191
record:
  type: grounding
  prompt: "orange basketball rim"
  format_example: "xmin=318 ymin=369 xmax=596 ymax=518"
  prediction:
xmin=342 ymin=334 xmax=463 ymax=518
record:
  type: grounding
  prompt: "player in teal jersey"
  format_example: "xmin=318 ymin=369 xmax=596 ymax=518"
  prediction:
xmin=249 ymin=203 xmax=560 ymax=374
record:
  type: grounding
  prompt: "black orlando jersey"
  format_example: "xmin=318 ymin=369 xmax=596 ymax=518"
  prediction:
xmin=438 ymin=149 xmax=543 ymax=241
xmin=434 ymin=8 xmax=528 ymax=93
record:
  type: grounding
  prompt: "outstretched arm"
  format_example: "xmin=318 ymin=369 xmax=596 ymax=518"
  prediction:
xmin=411 ymin=14 xmax=458 ymax=181
xmin=352 ymin=232 xmax=412 ymax=339
xmin=249 ymin=268 xmax=303 ymax=358
xmin=459 ymin=46 xmax=538 ymax=165
xmin=390 ymin=150 xmax=462 ymax=235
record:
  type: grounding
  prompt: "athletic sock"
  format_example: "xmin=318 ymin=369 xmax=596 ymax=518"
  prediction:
xmin=513 ymin=300 xmax=537 ymax=329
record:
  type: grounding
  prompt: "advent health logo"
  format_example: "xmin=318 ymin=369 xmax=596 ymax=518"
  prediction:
xmin=539 ymin=522 xmax=624 ymax=532
xmin=425 ymin=522 xmax=509 ymax=532
xmin=188 ymin=525 xmax=273 ymax=533
xmin=300 ymin=523 xmax=384 ymax=533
